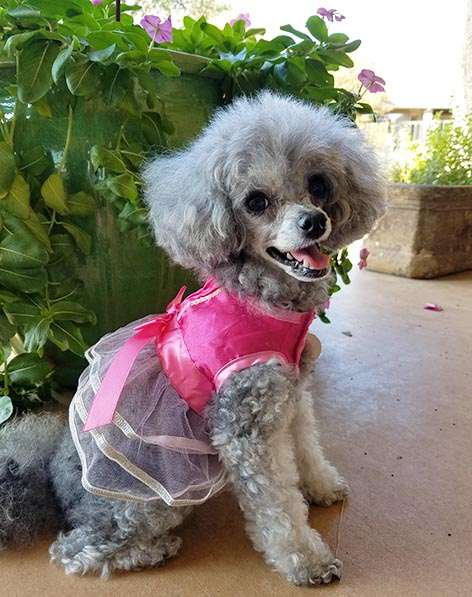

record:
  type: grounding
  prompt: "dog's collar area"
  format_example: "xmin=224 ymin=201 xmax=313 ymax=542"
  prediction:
xmin=266 ymin=246 xmax=329 ymax=280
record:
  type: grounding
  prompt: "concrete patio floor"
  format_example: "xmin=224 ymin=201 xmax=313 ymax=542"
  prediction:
xmin=2 ymin=267 xmax=472 ymax=597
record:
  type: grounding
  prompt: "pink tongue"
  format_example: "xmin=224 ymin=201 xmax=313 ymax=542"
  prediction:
xmin=291 ymin=246 xmax=330 ymax=270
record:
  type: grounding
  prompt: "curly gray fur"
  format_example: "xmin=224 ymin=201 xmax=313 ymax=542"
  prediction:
xmin=0 ymin=92 xmax=385 ymax=584
xmin=208 ymin=363 xmax=343 ymax=584
xmin=143 ymin=91 xmax=385 ymax=312
xmin=0 ymin=413 xmax=64 ymax=549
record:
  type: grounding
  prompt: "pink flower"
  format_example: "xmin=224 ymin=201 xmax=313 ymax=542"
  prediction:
xmin=424 ymin=303 xmax=444 ymax=312
xmin=140 ymin=15 xmax=173 ymax=44
xmin=91 ymin=0 xmax=102 ymax=4
xmin=317 ymin=8 xmax=345 ymax=22
xmin=358 ymin=247 xmax=370 ymax=270
xmin=230 ymin=13 xmax=251 ymax=27
xmin=358 ymin=69 xmax=386 ymax=93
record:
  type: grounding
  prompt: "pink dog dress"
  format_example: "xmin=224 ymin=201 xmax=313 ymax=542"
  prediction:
xmin=70 ymin=278 xmax=315 ymax=506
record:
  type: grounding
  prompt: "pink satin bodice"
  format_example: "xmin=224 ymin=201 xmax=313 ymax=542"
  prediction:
xmin=84 ymin=278 xmax=314 ymax=431
xmin=158 ymin=278 xmax=315 ymax=413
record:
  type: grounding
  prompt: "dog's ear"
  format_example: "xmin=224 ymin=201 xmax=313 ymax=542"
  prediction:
xmin=333 ymin=127 xmax=386 ymax=245
xmin=143 ymin=141 xmax=241 ymax=273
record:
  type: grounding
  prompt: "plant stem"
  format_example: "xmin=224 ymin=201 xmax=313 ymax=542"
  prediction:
xmin=59 ymin=104 xmax=73 ymax=173
xmin=115 ymin=0 xmax=121 ymax=22
xmin=2 ymin=370 xmax=9 ymax=396
xmin=9 ymin=100 xmax=17 ymax=147
xmin=48 ymin=210 xmax=56 ymax=234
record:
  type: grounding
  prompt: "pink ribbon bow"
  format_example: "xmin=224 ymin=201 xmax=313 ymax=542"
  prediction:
xmin=83 ymin=287 xmax=187 ymax=432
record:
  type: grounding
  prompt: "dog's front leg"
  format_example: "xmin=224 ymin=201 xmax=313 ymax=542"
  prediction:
xmin=209 ymin=363 xmax=342 ymax=586
xmin=293 ymin=390 xmax=350 ymax=506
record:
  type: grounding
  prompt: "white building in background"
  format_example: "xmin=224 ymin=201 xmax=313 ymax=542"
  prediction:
xmin=462 ymin=0 xmax=472 ymax=117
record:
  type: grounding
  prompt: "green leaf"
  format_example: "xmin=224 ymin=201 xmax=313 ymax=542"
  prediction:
xmin=306 ymin=16 xmax=328 ymax=42
xmin=0 ymin=396 xmax=13 ymax=425
xmin=201 ymin=23 xmax=225 ymax=43
xmin=86 ymin=31 xmax=128 ymax=51
xmin=342 ymin=39 xmax=361 ymax=53
xmin=305 ymin=86 xmax=340 ymax=102
xmin=0 ymin=143 xmax=16 ymax=197
xmin=305 ymin=59 xmax=334 ymax=85
xmin=17 ymin=40 xmax=60 ymax=104
xmin=4 ymin=30 xmax=40 ymax=57
xmin=355 ymin=102 xmax=374 ymax=114
xmin=62 ymin=223 xmax=91 ymax=255
xmin=34 ymin=97 xmax=52 ymax=118
xmin=7 ymin=7 xmax=41 ymax=18
xmin=88 ymin=43 xmax=116 ymax=63
xmin=0 ymin=231 xmax=49 ymax=269
xmin=286 ymin=59 xmax=307 ymax=86
xmin=318 ymin=311 xmax=331 ymax=324
xmin=52 ymin=43 xmax=74 ymax=83
xmin=328 ymin=33 xmax=349 ymax=45
xmin=19 ymin=145 xmax=53 ymax=177
xmin=27 ymin=0 xmax=90 ymax=19
xmin=41 ymin=172 xmax=69 ymax=214
xmin=90 ymin=145 xmax=126 ymax=172
xmin=48 ymin=300 xmax=95 ymax=324
xmin=265 ymin=35 xmax=294 ymax=49
xmin=68 ymin=192 xmax=96 ymax=216
xmin=7 ymin=353 xmax=52 ymax=385
xmin=320 ymin=49 xmax=353 ymax=68
xmin=0 ymin=314 xmax=16 ymax=342
xmin=0 ymin=290 xmax=18 ymax=304
xmin=65 ymin=58 xmax=100 ymax=97
xmin=24 ymin=318 xmax=50 ymax=352
xmin=153 ymin=60 xmax=181 ymax=77
xmin=4 ymin=301 xmax=41 ymax=326
xmin=48 ymin=321 xmax=86 ymax=356
xmin=246 ymin=28 xmax=266 ymax=37
xmin=24 ymin=211 xmax=52 ymax=250
xmin=115 ymin=50 xmax=145 ymax=67
xmin=1 ymin=174 xmax=30 ymax=219
xmin=273 ymin=63 xmax=288 ymax=85
xmin=106 ymin=173 xmax=138 ymax=201
xmin=50 ymin=233 xmax=77 ymax=262
xmin=0 ymin=266 xmax=47 ymax=293
xmin=280 ymin=24 xmax=311 ymax=41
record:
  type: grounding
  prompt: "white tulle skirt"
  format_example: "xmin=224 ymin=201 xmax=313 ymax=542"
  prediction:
xmin=70 ymin=316 xmax=228 ymax=506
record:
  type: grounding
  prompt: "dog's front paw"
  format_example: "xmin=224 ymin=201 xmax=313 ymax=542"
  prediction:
xmin=303 ymin=469 xmax=350 ymax=507
xmin=284 ymin=552 xmax=343 ymax=586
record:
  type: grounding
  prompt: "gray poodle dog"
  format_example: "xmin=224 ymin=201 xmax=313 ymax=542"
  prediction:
xmin=0 ymin=92 xmax=384 ymax=586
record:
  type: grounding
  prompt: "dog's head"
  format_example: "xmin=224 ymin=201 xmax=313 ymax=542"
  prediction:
xmin=143 ymin=92 xmax=385 ymax=293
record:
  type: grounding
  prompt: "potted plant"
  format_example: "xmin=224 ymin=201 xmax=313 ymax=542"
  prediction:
xmin=0 ymin=0 xmax=376 ymax=422
xmin=365 ymin=117 xmax=472 ymax=278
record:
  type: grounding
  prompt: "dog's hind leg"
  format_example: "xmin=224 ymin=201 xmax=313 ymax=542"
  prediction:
xmin=209 ymin=363 xmax=342 ymax=586
xmin=48 ymin=425 xmax=190 ymax=577
xmin=293 ymin=389 xmax=349 ymax=506
xmin=49 ymin=496 xmax=189 ymax=577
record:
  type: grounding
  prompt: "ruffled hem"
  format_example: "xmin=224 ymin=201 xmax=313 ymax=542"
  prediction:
xmin=69 ymin=316 xmax=227 ymax=505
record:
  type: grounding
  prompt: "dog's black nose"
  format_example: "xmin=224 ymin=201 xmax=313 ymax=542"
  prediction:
xmin=297 ymin=212 xmax=327 ymax=239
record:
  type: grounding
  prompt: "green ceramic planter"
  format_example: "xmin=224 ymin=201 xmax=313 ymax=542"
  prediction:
xmin=0 ymin=56 xmax=223 ymax=384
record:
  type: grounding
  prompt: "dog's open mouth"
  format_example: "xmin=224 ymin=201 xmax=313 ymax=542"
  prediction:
xmin=266 ymin=243 xmax=330 ymax=280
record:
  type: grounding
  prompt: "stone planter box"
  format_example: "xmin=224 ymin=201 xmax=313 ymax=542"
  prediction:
xmin=365 ymin=183 xmax=472 ymax=278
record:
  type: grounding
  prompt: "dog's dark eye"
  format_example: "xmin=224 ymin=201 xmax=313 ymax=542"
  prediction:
xmin=245 ymin=191 xmax=270 ymax=214
xmin=308 ymin=174 xmax=331 ymax=202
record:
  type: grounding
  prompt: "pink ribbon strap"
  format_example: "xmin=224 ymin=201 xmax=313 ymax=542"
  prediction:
xmin=83 ymin=287 xmax=186 ymax=432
